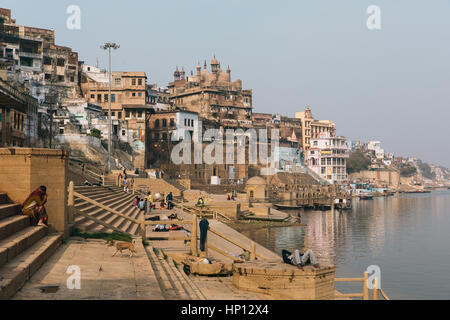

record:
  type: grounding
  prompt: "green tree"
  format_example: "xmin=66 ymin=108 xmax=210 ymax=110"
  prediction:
xmin=89 ymin=128 xmax=102 ymax=139
xmin=400 ymin=164 xmax=417 ymax=177
xmin=347 ymin=148 xmax=371 ymax=174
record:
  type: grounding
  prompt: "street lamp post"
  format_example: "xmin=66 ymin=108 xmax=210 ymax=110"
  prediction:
xmin=100 ymin=42 xmax=120 ymax=173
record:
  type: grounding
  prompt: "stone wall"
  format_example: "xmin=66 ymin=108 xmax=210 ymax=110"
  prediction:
xmin=0 ymin=148 xmax=69 ymax=237
xmin=233 ymin=261 xmax=336 ymax=300
xmin=349 ymin=170 xmax=409 ymax=188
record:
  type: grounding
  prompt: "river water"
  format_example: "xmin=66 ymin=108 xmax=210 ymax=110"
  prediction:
xmin=241 ymin=190 xmax=450 ymax=299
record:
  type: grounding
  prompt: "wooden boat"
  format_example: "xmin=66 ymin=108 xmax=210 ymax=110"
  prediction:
xmin=273 ymin=203 xmax=303 ymax=210
xmin=359 ymin=191 xmax=374 ymax=200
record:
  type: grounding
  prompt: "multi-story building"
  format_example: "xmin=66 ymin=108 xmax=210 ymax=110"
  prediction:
xmin=168 ymin=57 xmax=252 ymax=125
xmin=80 ymin=65 xmax=150 ymax=141
xmin=367 ymin=141 xmax=385 ymax=160
xmin=307 ymin=133 xmax=349 ymax=184
xmin=295 ymin=106 xmax=336 ymax=153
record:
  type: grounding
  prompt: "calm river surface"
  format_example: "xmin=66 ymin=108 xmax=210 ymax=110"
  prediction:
xmin=241 ymin=190 xmax=450 ymax=299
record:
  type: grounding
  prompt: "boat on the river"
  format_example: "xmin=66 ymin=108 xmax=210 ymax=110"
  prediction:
xmin=273 ymin=203 xmax=303 ymax=210
xmin=359 ymin=191 xmax=374 ymax=200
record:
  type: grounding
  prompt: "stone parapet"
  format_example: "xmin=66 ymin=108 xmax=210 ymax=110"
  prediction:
xmin=0 ymin=148 xmax=69 ymax=237
xmin=233 ymin=260 xmax=336 ymax=300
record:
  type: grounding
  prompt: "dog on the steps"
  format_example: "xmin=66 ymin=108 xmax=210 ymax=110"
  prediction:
xmin=107 ymin=240 xmax=137 ymax=258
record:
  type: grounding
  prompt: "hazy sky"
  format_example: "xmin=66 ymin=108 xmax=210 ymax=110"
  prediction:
xmin=3 ymin=0 xmax=450 ymax=167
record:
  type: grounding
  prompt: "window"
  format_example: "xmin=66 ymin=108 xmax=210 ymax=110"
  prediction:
xmin=115 ymin=78 xmax=121 ymax=85
xmin=162 ymin=133 xmax=167 ymax=140
xmin=122 ymin=130 xmax=126 ymax=136
xmin=154 ymin=119 xmax=160 ymax=128
xmin=90 ymin=94 xmax=94 ymax=99
xmin=184 ymin=119 xmax=187 ymax=126
xmin=132 ymin=79 xmax=136 ymax=85
xmin=321 ymin=167 xmax=326 ymax=174
xmin=59 ymin=128 xmax=64 ymax=134
xmin=70 ymin=76 xmax=74 ymax=82
xmin=321 ymin=158 xmax=326 ymax=166
xmin=97 ymin=94 xmax=102 ymax=103
xmin=45 ymin=74 xmax=51 ymax=80
xmin=126 ymin=111 xmax=130 ymax=118
xmin=57 ymin=75 xmax=64 ymax=82
xmin=118 ymin=111 xmax=122 ymax=119
xmin=132 ymin=92 xmax=136 ymax=97
xmin=162 ymin=119 xmax=167 ymax=127
xmin=111 ymin=94 xmax=116 ymax=103
xmin=111 ymin=112 xmax=115 ymax=117
xmin=170 ymin=118 xmax=175 ymax=127
xmin=138 ymin=92 xmax=142 ymax=97
xmin=138 ymin=111 xmax=142 ymax=118
xmin=57 ymin=58 xmax=65 ymax=67
xmin=104 ymin=94 xmax=108 ymax=102
xmin=138 ymin=79 xmax=142 ymax=85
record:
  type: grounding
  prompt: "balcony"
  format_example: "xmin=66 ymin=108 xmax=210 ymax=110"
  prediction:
xmin=18 ymin=51 xmax=42 ymax=59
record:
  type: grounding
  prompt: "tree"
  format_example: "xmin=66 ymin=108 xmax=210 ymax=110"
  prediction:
xmin=347 ymin=148 xmax=371 ymax=174
xmin=400 ymin=164 xmax=417 ymax=177
xmin=89 ymin=128 xmax=102 ymax=139
xmin=418 ymin=162 xmax=434 ymax=179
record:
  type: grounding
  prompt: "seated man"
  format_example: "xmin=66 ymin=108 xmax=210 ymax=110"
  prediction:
xmin=22 ymin=186 xmax=48 ymax=227
xmin=282 ymin=248 xmax=320 ymax=270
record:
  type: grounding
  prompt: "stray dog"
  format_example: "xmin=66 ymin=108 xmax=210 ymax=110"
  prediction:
xmin=107 ymin=240 xmax=137 ymax=258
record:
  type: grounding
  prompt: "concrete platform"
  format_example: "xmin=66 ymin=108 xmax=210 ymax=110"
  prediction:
xmin=13 ymin=238 xmax=164 ymax=300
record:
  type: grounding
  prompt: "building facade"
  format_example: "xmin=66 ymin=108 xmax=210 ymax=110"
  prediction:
xmin=307 ymin=133 xmax=349 ymax=184
xmin=168 ymin=57 xmax=252 ymax=125
xmin=295 ymin=106 xmax=336 ymax=153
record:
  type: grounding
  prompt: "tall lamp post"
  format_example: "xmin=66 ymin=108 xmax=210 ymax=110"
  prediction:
xmin=100 ymin=42 xmax=120 ymax=173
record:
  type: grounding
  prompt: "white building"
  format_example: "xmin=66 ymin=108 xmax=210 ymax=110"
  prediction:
xmin=307 ymin=132 xmax=350 ymax=184
xmin=367 ymin=141 xmax=384 ymax=160
xmin=171 ymin=111 xmax=199 ymax=141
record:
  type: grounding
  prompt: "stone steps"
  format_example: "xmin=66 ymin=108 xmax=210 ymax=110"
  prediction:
xmin=0 ymin=233 xmax=62 ymax=299
xmin=0 ymin=193 xmax=62 ymax=300
xmin=73 ymin=186 xmax=143 ymax=236
xmin=0 ymin=203 xmax=21 ymax=220
xmin=0 ymin=215 xmax=30 ymax=241
xmin=144 ymin=246 xmax=205 ymax=300
xmin=74 ymin=194 xmax=135 ymax=230
xmin=145 ymin=247 xmax=179 ymax=299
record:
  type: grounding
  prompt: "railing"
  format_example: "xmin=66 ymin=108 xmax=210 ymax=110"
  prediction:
xmin=335 ymin=272 xmax=390 ymax=300
xmin=173 ymin=201 xmax=268 ymax=261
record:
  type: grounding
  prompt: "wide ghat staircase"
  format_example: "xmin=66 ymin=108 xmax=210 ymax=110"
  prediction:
xmin=145 ymin=246 xmax=206 ymax=300
xmin=73 ymin=185 xmax=143 ymax=236
xmin=0 ymin=192 xmax=62 ymax=299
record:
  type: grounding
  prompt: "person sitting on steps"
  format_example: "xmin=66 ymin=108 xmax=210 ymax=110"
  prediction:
xmin=282 ymin=248 xmax=320 ymax=270
xmin=22 ymin=185 xmax=49 ymax=227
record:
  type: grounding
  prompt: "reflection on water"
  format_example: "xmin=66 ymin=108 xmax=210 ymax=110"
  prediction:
xmin=241 ymin=190 xmax=450 ymax=299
